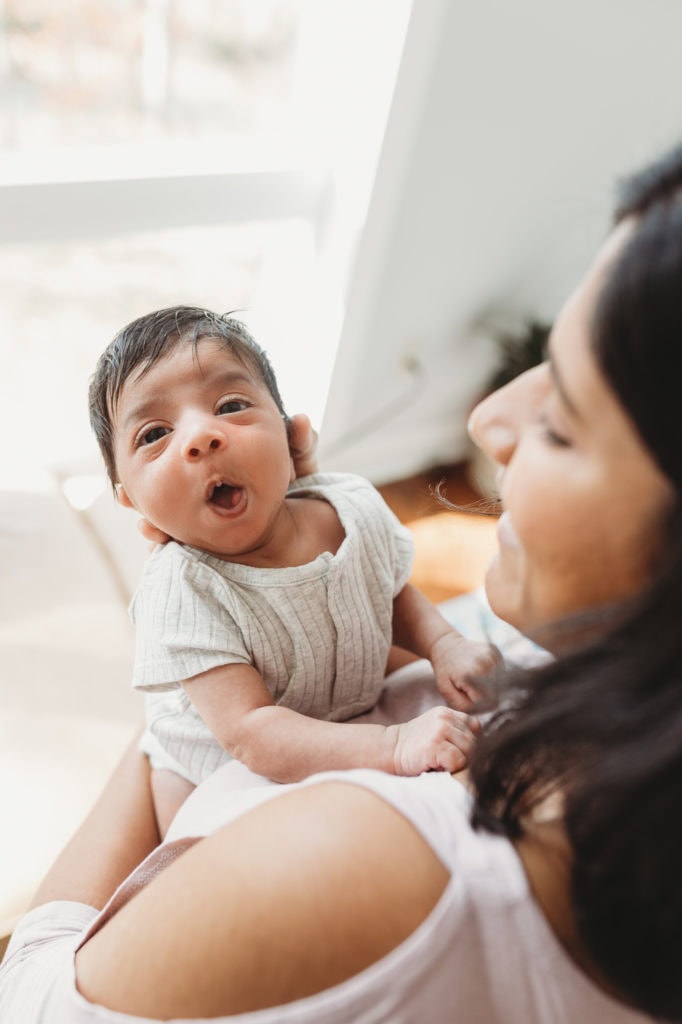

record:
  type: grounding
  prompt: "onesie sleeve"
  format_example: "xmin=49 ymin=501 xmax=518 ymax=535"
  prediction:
xmin=386 ymin=504 xmax=414 ymax=596
xmin=352 ymin=475 xmax=414 ymax=597
xmin=130 ymin=543 xmax=252 ymax=691
xmin=304 ymin=472 xmax=414 ymax=598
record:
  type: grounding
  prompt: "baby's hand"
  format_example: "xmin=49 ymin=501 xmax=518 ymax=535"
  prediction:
xmin=430 ymin=632 xmax=500 ymax=711
xmin=390 ymin=706 xmax=480 ymax=775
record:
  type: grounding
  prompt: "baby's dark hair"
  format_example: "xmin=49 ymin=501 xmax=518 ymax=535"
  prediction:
xmin=89 ymin=305 xmax=288 ymax=484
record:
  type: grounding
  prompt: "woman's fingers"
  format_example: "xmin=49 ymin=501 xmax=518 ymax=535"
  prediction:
xmin=137 ymin=517 xmax=172 ymax=549
xmin=288 ymin=413 xmax=319 ymax=477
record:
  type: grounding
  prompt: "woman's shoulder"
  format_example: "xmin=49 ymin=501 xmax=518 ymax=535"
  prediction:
xmin=168 ymin=765 xmax=528 ymax=902
xmin=74 ymin=770 xmax=649 ymax=1023
xmin=309 ymin=769 xmax=523 ymax=878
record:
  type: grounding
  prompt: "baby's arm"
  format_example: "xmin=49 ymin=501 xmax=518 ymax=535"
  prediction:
xmin=392 ymin=583 xmax=499 ymax=711
xmin=183 ymin=662 xmax=479 ymax=780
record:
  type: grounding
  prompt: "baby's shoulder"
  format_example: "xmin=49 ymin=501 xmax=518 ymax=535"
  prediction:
xmin=141 ymin=539 xmax=198 ymax=573
xmin=136 ymin=541 xmax=227 ymax=596
xmin=130 ymin=542 xmax=236 ymax=626
xmin=291 ymin=472 xmax=384 ymax=512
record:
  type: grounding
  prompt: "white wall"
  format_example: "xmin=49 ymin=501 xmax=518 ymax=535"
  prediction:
xmin=320 ymin=0 xmax=682 ymax=483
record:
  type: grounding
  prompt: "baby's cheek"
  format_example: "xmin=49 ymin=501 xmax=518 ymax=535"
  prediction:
xmin=148 ymin=472 xmax=182 ymax=518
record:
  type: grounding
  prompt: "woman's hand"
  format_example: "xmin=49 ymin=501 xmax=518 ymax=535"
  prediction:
xmin=389 ymin=706 xmax=480 ymax=775
xmin=137 ymin=517 xmax=172 ymax=547
xmin=137 ymin=412 xmax=319 ymax=548
xmin=287 ymin=412 xmax=318 ymax=478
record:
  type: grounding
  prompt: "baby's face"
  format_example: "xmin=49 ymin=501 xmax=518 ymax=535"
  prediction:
xmin=113 ymin=338 xmax=295 ymax=561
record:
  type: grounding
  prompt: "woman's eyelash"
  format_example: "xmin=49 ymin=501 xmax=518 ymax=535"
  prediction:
xmin=536 ymin=414 xmax=570 ymax=447
xmin=544 ymin=428 xmax=570 ymax=447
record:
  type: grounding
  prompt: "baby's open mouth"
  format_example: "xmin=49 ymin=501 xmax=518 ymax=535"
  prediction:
xmin=209 ymin=483 xmax=244 ymax=510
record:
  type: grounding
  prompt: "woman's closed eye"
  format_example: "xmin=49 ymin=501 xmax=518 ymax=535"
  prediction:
xmin=536 ymin=413 xmax=571 ymax=447
xmin=217 ymin=398 xmax=250 ymax=415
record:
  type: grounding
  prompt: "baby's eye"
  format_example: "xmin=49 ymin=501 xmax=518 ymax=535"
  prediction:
xmin=139 ymin=425 xmax=170 ymax=446
xmin=217 ymin=399 xmax=249 ymax=415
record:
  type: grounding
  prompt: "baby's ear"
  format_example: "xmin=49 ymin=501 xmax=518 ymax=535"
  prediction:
xmin=115 ymin=483 xmax=134 ymax=509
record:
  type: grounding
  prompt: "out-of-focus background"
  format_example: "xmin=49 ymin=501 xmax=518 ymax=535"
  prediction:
xmin=0 ymin=0 xmax=412 ymax=939
xmin=0 ymin=0 xmax=411 ymax=488
xmin=2 ymin=0 xmax=682 ymax=948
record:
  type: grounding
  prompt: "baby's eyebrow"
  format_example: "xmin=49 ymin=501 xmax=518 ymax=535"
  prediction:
xmin=118 ymin=370 xmax=258 ymax=433
xmin=119 ymin=394 xmax=166 ymax=434
xmin=200 ymin=368 xmax=256 ymax=390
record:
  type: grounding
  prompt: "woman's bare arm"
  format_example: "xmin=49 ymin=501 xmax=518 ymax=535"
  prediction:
xmin=30 ymin=729 xmax=159 ymax=911
xmin=75 ymin=781 xmax=450 ymax=1018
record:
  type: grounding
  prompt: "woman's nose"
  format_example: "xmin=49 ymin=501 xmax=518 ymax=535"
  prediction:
xmin=468 ymin=363 xmax=547 ymax=466
xmin=181 ymin=418 xmax=226 ymax=461
xmin=468 ymin=391 xmax=517 ymax=466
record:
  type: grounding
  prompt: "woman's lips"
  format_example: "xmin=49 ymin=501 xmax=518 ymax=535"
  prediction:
xmin=496 ymin=511 xmax=520 ymax=549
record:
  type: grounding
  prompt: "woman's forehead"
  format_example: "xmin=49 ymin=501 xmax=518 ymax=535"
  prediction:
xmin=549 ymin=223 xmax=636 ymax=430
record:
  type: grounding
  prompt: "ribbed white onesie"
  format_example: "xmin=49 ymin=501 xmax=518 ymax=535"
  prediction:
xmin=131 ymin=473 xmax=414 ymax=784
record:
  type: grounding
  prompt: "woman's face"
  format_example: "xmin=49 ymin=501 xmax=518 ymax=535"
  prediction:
xmin=469 ymin=226 xmax=675 ymax=645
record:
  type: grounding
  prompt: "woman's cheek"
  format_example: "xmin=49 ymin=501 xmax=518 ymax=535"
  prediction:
xmin=491 ymin=461 xmax=578 ymax=630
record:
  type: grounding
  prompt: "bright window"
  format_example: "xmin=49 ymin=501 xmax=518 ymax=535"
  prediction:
xmin=0 ymin=0 xmax=412 ymax=488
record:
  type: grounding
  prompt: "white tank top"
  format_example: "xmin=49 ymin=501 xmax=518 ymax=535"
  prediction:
xmin=0 ymin=766 xmax=652 ymax=1024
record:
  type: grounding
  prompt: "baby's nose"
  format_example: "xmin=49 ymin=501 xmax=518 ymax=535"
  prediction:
xmin=181 ymin=421 xmax=225 ymax=461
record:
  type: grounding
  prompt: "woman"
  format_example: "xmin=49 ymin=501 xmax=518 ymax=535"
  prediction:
xmin=3 ymin=142 xmax=682 ymax=1022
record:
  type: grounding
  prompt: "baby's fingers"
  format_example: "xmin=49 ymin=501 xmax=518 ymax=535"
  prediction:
xmin=438 ymin=677 xmax=479 ymax=712
xmin=434 ymin=743 xmax=469 ymax=774
xmin=466 ymin=643 xmax=503 ymax=679
xmin=443 ymin=712 xmax=479 ymax=755
xmin=427 ymin=710 xmax=479 ymax=773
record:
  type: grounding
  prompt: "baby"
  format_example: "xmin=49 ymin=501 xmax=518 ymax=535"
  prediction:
xmin=89 ymin=306 xmax=496 ymax=832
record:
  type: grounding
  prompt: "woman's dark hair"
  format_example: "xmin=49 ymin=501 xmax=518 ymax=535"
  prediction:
xmin=471 ymin=142 xmax=682 ymax=1020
